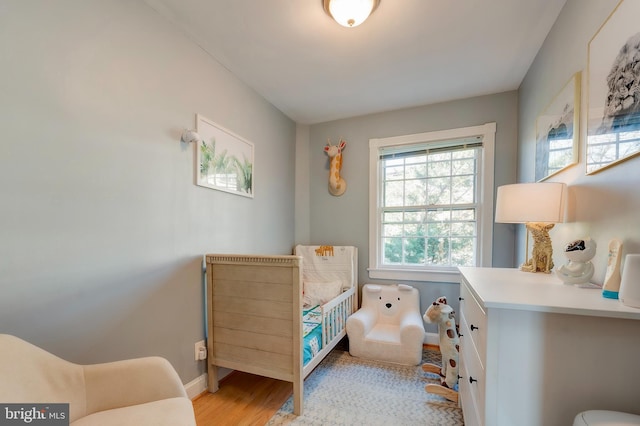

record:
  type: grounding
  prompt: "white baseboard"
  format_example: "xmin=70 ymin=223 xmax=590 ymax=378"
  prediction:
xmin=424 ymin=331 xmax=439 ymax=347
xmin=185 ymin=373 xmax=208 ymax=400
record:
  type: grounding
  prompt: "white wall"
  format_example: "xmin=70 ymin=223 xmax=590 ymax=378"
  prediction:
xmin=0 ymin=0 xmax=295 ymax=384
xmin=302 ymin=92 xmax=519 ymax=330
xmin=519 ymin=0 xmax=640 ymax=281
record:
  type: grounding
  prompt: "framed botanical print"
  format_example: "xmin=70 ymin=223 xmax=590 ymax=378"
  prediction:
xmin=196 ymin=114 xmax=254 ymax=197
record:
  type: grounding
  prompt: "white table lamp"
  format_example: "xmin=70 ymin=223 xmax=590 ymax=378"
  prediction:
xmin=495 ymin=182 xmax=566 ymax=273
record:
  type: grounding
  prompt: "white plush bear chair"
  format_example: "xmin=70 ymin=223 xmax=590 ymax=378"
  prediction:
xmin=346 ymin=284 xmax=425 ymax=365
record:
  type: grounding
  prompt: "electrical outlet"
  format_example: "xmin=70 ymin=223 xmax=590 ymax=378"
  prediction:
xmin=194 ymin=340 xmax=207 ymax=361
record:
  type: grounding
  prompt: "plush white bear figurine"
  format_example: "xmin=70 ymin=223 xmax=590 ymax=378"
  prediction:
xmin=423 ymin=296 xmax=460 ymax=390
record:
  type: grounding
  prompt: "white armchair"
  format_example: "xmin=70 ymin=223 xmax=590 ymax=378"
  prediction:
xmin=346 ymin=284 xmax=425 ymax=365
xmin=0 ymin=334 xmax=196 ymax=426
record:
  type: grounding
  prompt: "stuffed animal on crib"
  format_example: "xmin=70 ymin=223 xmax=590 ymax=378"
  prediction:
xmin=422 ymin=296 xmax=459 ymax=402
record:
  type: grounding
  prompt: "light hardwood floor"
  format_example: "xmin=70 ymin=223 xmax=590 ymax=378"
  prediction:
xmin=193 ymin=343 xmax=438 ymax=425
xmin=192 ymin=371 xmax=292 ymax=426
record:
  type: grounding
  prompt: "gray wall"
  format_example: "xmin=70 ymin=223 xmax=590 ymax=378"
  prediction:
xmin=295 ymin=124 xmax=311 ymax=244
xmin=301 ymin=92 xmax=519 ymax=330
xmin=519 ymin=0 xmax=640 ymax=278
xmin=0 ymin=0 xmax=296 ymax=384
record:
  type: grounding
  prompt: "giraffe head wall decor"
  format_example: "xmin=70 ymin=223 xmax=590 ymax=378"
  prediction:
xmin=324 ymin=139 xmax=347 ymax=196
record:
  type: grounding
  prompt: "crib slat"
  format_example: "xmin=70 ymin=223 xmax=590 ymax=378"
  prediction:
xmin=214 ymin=311 xmax=293 ymax=338
xmin=214 ymin=327 xmax=292 ymax=356
xmin=211 ymin=264 xmax=293 ymax=284
xmin=215 ymin=279 xmax=293 ymax=302
xmin=213 ymin=342 xmax=293 ymax=379
xmin=214 ymin=296 xmax=292 ymax=321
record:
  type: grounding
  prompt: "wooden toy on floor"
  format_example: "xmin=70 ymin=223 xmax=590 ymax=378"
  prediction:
xmin=422 ymin=296 xmax=459 ymax=403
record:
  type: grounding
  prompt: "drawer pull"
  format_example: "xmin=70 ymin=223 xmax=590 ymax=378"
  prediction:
xmin=470 ymin=324 xmax=479 ymax=331
xmin=469 ymin=376 xmax=478 ymax=384
xmin=459 ymin=297 xmax=464 ymax=301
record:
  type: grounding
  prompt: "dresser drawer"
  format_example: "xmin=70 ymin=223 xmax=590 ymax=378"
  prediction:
xmin=459 ymin=350 xmax=480 ymax=426
xmin=460 ymin=278 xmax=487 ymax=368
xmin=459 ymin=326 xmax=486 ymax=426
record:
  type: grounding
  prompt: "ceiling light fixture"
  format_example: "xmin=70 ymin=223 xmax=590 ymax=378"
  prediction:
xmin=323 ymin=0 xmax=380 ymax=28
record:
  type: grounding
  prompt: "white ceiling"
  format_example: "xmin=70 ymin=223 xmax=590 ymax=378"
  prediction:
xmin=145 ymin=0 xmax=567 ymax=124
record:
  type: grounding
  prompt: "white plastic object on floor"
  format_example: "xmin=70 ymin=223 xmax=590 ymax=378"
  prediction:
xmin=573 ymin=410 xmax=640 ymax=426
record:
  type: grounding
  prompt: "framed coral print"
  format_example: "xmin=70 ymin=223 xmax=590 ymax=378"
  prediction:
xmin=196 ymin=114 xmax=254 ymax=198
xmin=535 ymin=72 xmax=581 ymax=181
xmin=586 ymin=0 xmax=640 ymax=174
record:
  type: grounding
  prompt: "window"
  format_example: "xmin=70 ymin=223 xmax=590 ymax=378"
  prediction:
xmin=369 ymin=123 xmax=496 ymax=283
xmin=546 ymin=125 xmax=574 ymax=177
xmin=586 ymin=129 xmax=640 ymax=172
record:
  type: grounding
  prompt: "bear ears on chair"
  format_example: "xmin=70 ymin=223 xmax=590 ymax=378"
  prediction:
xmin=364 ymin=284 xmax=413 ymax=293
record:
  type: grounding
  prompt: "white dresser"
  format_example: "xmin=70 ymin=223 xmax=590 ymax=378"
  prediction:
xmin=458 ymin=267 xmax=640 ymax=426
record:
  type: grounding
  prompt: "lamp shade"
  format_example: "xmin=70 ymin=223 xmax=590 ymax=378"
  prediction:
xmin=495 ymin=182 xmax=566 ymax=224
xmin=324 ymin=0 xmax=379 ymax=27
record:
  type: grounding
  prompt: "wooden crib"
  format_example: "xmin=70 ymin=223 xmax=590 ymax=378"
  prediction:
xmin=205 ymin=245 xmax=358 ymax=415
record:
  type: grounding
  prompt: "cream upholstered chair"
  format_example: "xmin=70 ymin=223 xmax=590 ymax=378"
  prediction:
xmin=0 ymin=334 xmax=196 ymax=426
xmin=346 ymin=284 xmax=425 ymax=365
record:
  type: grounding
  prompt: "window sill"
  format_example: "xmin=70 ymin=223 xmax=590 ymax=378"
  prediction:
xmin=367 ymin=267 xmax=461 ymax=283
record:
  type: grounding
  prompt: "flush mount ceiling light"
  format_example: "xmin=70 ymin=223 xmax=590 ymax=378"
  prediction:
xmin=323 ymin=0 xmax=380 ymax=28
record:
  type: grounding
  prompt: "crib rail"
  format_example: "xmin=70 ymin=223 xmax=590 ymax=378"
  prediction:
xmin=303 ymin=285 xmax=356 ymax=376
xmin=322 ymin=286 xmax=355 ymax=347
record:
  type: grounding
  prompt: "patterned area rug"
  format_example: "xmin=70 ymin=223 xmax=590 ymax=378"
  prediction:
xmin=266 ymin=347 xmax=463 ymax=425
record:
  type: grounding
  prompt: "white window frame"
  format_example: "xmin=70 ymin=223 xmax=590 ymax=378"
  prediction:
xmin=368 ymin=122 xmax=496 ymax=283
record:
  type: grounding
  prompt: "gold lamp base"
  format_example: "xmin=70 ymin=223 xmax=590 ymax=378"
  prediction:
xmin=520 ymin=222 xmax=555 ymax=273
